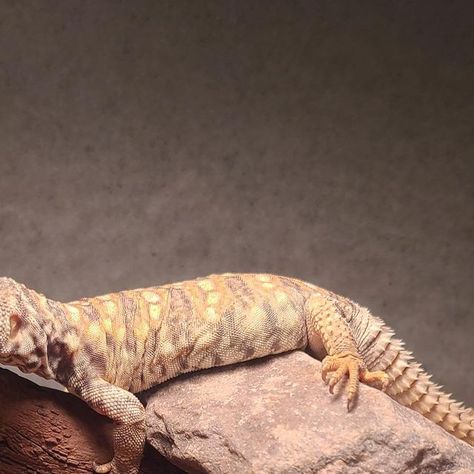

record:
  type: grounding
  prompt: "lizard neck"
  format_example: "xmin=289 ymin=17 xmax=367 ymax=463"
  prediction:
xmin=14 ymin=287 xmax=80 ymax=382
xmin=1 ymin=287 xmax=64 ymax=380
xmin=42 ymin=298 xmax=85 ymax=383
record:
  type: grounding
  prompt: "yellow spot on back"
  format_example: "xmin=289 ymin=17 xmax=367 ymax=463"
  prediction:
xmin=256 ymin=274 xmax=271 ymax=282
xmin=142 ymin=291 xmax=160 ymax=303
xmin=275 ymin=290 xmax=288 ymax=303
xmin=103 ymin=300 xmax=117 ymax=315
xmin=196 ymin=332 xmax=214 ymax=350
xmin=198 ymin=279 xmax=214 ymax=291
xmin=135 ymin=321 xmax=149 ymax=340
xmin=207 ymin=292 xmax=220 ymax=305
xmin=149 ymin=304 xmax=161 ymax=320
xmin=250 ymin=305 xmax=263 ymax=318
xmin=63 ymin=333 xmax=79 ymax=352
xmin=116 ymin=326 xmax=126 ymax=343
xmin=103 ymin=318 xmax=112 ymax=332
xmin=262 ymin=282 xmax=274 ymax=289
xmin=242 ymin=305 xmax=264 ymax=332
xmin=66 ymin=305 xmax=81 ymax=322
xmin=87 ymin=323 xmax=102 ymax=339
xmin=161 ymin=341 xmax=175 ymax=357
xmin=38 ymin=294 xmax=48 ymax=307
xmin=205 ymin=307 xmax=219 ymax=322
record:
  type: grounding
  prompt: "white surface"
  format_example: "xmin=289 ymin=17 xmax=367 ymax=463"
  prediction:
xmin=1 ymin=364 xmax=67 ymax=391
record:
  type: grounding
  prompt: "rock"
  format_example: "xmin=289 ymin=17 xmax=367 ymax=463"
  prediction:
xmin=144 ymin=351 xmax=474 ymax=473
xmin=0 ymin=368 xmax=183 ymax=474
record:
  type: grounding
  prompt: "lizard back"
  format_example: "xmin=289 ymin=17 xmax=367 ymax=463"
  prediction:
xmin=67 ymin=273 xmax=310 ymax=392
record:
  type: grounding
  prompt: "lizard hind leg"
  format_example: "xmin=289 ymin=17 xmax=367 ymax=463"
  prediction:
xmin=305 ymin=293 xmax=389 ymax=410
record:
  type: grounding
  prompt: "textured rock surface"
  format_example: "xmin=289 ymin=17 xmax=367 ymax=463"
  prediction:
xmin=0 ymin=368 xmax=182 ymax=474
xmin=145 ymin=352 xmax=474 ymax=474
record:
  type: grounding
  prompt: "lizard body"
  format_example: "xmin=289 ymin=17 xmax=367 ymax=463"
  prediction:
xmin=0 ymin=273 xmax=472 ymax=474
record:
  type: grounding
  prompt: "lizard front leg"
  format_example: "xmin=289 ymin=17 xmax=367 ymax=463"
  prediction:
xmin=305 ymin=293 xmax=389 ymax=409
xmin=69 ymin=376 xmax=145 ymax=474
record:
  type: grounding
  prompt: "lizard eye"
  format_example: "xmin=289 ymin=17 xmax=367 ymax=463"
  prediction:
xmin=9 ymin=314 xmax=22 ymax=338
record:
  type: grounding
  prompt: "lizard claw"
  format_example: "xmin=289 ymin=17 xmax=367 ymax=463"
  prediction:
xmin=322 ymin=352 xmax=388 ymax=411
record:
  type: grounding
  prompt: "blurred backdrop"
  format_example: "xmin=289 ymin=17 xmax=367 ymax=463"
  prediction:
xmin=0 ymin=1 xmax=472 ymax=404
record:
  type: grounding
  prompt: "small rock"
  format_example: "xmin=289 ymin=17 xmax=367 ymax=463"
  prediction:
xmin=145 ymin=352 xmax=474 ymax=473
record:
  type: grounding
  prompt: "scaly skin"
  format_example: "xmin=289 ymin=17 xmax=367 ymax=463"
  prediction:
xmin=0 ymin=274 xmax=472 ymax=474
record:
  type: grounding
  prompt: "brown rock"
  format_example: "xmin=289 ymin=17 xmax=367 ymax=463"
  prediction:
xmin=0 ymin=368 xmax=182 ymax=474
xmin=144 ymin=352 xmax=474 ymax=473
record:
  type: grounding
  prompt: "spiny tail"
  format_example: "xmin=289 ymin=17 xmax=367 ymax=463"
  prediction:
xmin=350 ymin=308 xmax=474 ymax=446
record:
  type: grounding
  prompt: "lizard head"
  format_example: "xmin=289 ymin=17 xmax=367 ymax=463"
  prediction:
xmin=0 ymin=277 xmax=52 ymax=376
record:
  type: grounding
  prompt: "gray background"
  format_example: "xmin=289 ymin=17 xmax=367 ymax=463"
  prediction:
xmin=0 ymin=1 xmax=473 ymax=404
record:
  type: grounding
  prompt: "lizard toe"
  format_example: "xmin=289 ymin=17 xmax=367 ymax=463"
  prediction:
xmin=93 ymin=460 xmax=113 ymax=474
xmin=321 ymin=355 xmax=340 ymax=383
xmin=360 ymin=369 xmax=390 ymax=392
xmin=327 ymin=365 xmax=347 ymax=394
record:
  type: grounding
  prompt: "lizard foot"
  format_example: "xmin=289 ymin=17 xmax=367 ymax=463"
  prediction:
xmin=93 ymin=460 xmax=113 ymax=473
xmin=93 ymin=459 xmax=139 ymax=474
xmin=321 ymin=352 xmax=389 ymax=411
